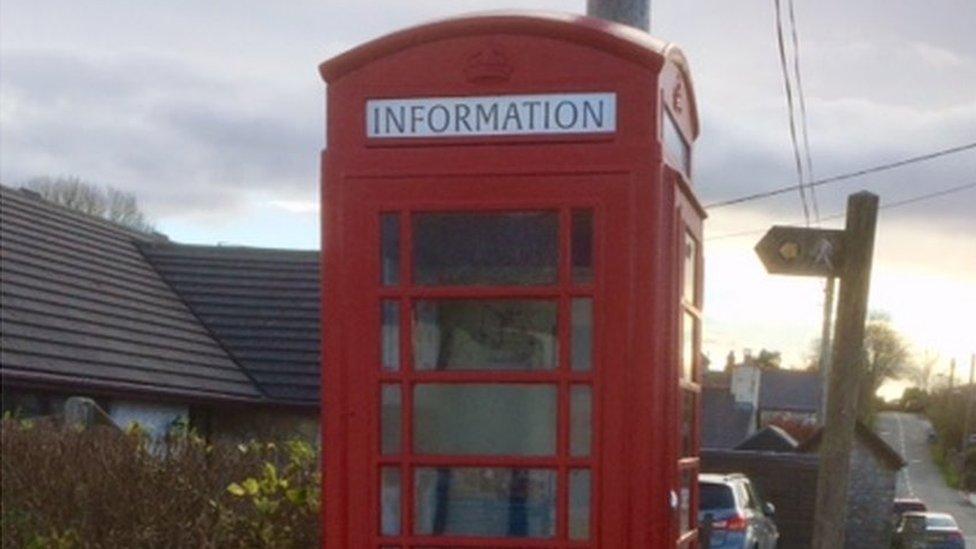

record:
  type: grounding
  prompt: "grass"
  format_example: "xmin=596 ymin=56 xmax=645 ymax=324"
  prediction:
xmin=930 ymin=441 xmax=961 ymax=489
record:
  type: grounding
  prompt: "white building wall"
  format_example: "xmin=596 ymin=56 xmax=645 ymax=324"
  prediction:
xmin=109 ymin=400 xmax=188 ymax=439
xmin=730 ymin=363 xmax=761 ymax=407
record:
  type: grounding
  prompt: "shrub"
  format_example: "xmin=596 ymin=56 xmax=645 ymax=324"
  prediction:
xmin=1 ymin=419 xmax=319 ymax=548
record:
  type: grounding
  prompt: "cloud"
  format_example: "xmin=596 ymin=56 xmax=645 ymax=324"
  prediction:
xmin=911 ymin=41 xmax=967 ymax=69
xmin=3 ymin=0 xmax=971 ymax=369
xmin=0 ymin=50 xmax=321 ymax=220
xmin=270 ymin=200 xmax=319 ymax=214
xmin=694 ymin=95 xmax=976 ymax=227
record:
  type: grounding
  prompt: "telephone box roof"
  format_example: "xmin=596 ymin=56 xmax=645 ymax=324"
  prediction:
xmin=319 ymin=11 xmax=698 ymax=137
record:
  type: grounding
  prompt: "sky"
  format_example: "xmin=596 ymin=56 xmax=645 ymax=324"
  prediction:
xmin=2 ymin=1 xmax=974 ymax=399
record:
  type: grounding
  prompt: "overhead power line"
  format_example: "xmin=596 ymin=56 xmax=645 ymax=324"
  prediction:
xmin=706 ymin=181 xmax=976 ymax=241
xmin=773 ymin=0 xmax=811 ymax=225
xmin=822 ymin=181 xmax=976 ymax=220
xmin=786 ymin=0 xmax=820 ymax=223
xmin=704 ymin=141 xmax=976 ymax=209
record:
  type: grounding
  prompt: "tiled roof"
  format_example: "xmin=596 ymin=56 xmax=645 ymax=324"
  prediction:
xmin=735 ymin=424 xmax=799 ymax=452
xmin=139 ymin=242 xmax=320 ymax=405
xmin=759 ymin=369 xmax=822 ymax=413
xmin=702 ymin=387 xmax=755 ymax=449
xmin=0 ymin=187 xmax=263 ymax=402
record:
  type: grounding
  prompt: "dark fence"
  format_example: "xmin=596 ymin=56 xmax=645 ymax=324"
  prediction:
xmin=701 ymin=449 xmax=819 ymax=549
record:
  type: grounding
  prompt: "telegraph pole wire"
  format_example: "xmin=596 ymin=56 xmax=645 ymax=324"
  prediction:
xmin=773 ymin=0 xmax=811 ymax=226
xmin=706 ymin=181 xmax=976 ymax=241
xmin=787 ymin=0 xmax=820 ymax=223
xmin=704 ymin=141 xmax=976 ymax=209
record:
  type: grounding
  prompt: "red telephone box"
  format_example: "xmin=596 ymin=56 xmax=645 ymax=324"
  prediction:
xmin=320 ymin=12 xmax=704 ymax=548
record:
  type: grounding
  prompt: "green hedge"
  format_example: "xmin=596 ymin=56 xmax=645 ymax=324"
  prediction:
xmin=1 ymin=419 xmax=320 ymax=548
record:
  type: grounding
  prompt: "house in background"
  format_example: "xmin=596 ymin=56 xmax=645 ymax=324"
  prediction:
xmin=757 ymin=368 xmax=822 ymax=431
xmin=702 ymin=386 xmax=755 ymax=449
xmin=702 ymin=354 xmax=823 ymax=449
xmin=1 ymin=186 xmax=319 ymax=441
xmin=139 ymin=241 xmax=320 ymax=440
xmin=703 ymin=352 xmax=905 ymax=547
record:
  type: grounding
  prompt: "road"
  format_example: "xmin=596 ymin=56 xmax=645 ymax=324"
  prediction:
xmin=877 ymin=412 xmax=976 ymax=545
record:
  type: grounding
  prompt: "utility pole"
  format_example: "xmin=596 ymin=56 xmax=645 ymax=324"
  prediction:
xmin=963 ymin=354 xmax=975 ymax=452
xmin=950 ymin=358 xmax=957 ymax=391
xmin=755 ymin=193 xmax=879 ymax=548
xmin=811 ymin=192 xmax=879 ymax=549
xmin=587 ymin=0 xmax=650 ymax=30
xmin=818 ymin=277 xmax=836 ymax=425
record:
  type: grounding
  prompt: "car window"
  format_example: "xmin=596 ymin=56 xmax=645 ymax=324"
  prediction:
xmin=734 ymin=480 xmax=758 ymax=511
xmin=926 ymin=516 xmax=957 ymax=529
xmin=743 ymin=481 xmax=764 ymax=512
xmin=699 ymin=483 xmax=735 ymax=511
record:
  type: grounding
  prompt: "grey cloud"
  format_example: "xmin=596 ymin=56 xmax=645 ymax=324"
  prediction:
xmin=2 ymin=1 xmax=974 ymax=231
xmin=1 ymin=50 xmax=321 ymax=218
xmin=694 ymin=96 xmax=976 ymax=227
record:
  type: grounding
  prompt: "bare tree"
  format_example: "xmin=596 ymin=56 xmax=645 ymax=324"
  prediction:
xmin=755 ymin=348 xmax=782 ymax=370
xmin=858 ymin=312 xmax=913 ymax=420
xmin=24 ymin=176 xmax=154 ymax=233
xmin=914 ymin=350 xmax=939 ymax=392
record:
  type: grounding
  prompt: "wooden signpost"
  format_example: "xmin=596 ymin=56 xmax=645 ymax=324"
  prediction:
xmin=755 ymin=226 xmax=845 ymax=277
xmin=756 ymin=191 xmax=879 ymax=549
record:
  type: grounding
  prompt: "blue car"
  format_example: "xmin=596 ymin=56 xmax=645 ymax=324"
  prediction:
xmin=893 ymin=512 xmax=966 ymax=549
xmin=698 ymin=473 xmax=779 ymax=548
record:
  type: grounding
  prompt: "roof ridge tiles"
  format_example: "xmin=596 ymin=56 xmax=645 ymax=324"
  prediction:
xmin=1 ymin=185 xmax=168 ymax=243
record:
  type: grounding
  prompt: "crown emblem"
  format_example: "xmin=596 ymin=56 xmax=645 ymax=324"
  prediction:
xmin=464 ymin=46 xmax=513 ymax=84
xmin=672 ymin=81 xmax=684 ymax=114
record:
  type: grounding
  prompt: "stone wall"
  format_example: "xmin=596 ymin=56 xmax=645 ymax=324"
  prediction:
xmin=845 ymin=442 xmax=896 ymax=548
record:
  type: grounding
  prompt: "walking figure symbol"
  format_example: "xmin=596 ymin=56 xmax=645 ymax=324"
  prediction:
xmin=813 ymin=238 xmax=834 ymax=270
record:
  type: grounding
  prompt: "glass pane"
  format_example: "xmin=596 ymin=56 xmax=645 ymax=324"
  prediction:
xmin=570 ymin=385 xmax=591 ymax=457
xmin=414 ymin=384 xmax=557 ymax=456
xmin=569 ymin=469 xmax=591 ymax=540
xmin=682 ymin=311 xmax=696 ymax=381
xmin=683 ymin=231 xmax=697 ymax=305
xmin=679 ymin=469 xmax=694 ymax=534
xmin=413 ymin=211 xmax=558 ymax=286
xmin=414 ymin=467 xmax=556 ymax=538
xmin=382 ymin=301 xmax=400 ymax=371
xmin=381 ymin=384 xmax=401 ymax=455
xmin=571 ymin=298 xmax=593 ymax=372
xmin=381 ymin=213 xmax=400 ymax=285
xmin=381 ymin=467 xmax=401 ymax=536
xmin=681 ymin=390 xmax=695 ymax=457
xmin=664 ymin=109 xmax=691 ymax=175
xmin=413 ymin=300 xmax=557 ymax=371
xmin=572 ymin=210 xmax=593 ymax=284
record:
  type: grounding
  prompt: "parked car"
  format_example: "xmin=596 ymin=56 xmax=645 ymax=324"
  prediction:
xmin=891 ymin=498 xmax=928 ymax=528
xmin=698 ymin=473 xmax=779 ymax=549
xmin=893 ymin=512 xmax=966 ymax=549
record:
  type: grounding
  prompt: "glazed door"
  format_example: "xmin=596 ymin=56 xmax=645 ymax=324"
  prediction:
xmin=338 ymin=174 xmax=632 ymax=548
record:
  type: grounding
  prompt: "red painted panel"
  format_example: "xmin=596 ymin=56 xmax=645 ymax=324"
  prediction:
xmin=320 ymin=12 xmax=703 ymax=548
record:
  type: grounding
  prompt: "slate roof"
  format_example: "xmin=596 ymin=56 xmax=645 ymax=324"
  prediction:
xmin=735 ymin=424 xmax=799 ymax=452
xmin=0 ymin=187 xmax=263 ymax=403
xmin=139 ymin=242 xmax=320 ymax=405
xmin=759 ymin=369 xmax=822 ymax=413
xmin=702 ymin=387 xmax=755 ymax=449
xmin=797 ymin=421 xmax=907 ymax=471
